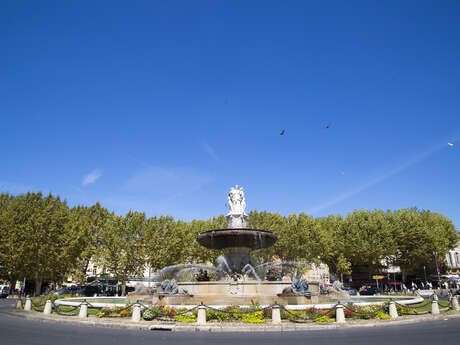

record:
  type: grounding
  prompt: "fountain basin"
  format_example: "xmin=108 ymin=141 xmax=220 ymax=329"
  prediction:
xmin=196 ymin=229 xmax=277 ymax=250
xmin=129 ymin=281 xmax=320 ymax=306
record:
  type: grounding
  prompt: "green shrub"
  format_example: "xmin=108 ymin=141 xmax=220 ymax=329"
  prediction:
xmin=242 ymin=311 xmax=265 ymax=324
xmin=96 ymin=305 xmax=132 ymax=318
xmin=143 ymin=307 xmax=164 ymax=321
xmin=395 ymin=303 xmax=416 ymax=315
xmin=280 ymin=307 xmax=334 ymax=321
xmin=280 ymin=306 xmax=295 ymax=320
xmin=353 ymin=305 xmax=384 ymax=319
xmin=175 ymin=314 xmax=197 ymax=323
xmin=206 ymin=306 xmax=242 ymax=321
xmin=262 ymin=307 xmax=272 ymax=319
xmin=39 ymin=293 xmax=73 ymax=305
xmin=314 ymin=315 xmax=334 ymax=323
xmin=375 ymin=311 xmax=391 ymax=319
xmin=119 ymin=307 xmax=132 ymax=317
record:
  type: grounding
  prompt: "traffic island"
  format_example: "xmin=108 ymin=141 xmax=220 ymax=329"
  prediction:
xmin=2 ymin=296 xmax=460 ymax=332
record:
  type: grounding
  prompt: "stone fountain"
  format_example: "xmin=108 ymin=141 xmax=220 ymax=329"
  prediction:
xmin=133 ymin=185 xmax=319 ymax=306
xmin=196 ymin=185 xmax=277 ymax=275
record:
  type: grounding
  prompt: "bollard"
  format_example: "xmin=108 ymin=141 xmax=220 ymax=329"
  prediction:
xmin=431 ymin=295 xmax=440 ymax=315
xmin=450 ymin=295 xmax=459 ymax=311
xmin=79 ymin=301 xmax=88 ymax=318
xmin=271 ymin=304 xmax=281 ymax=324
xmin=43 ymin=300 xmax=52 ymax=315
xmin=132 ymin=303 xmax=141 ymax=322
xmin=335 ymin=304 xmax=345 ymax=323
xmin=197 ymin=304 xmax=207 ymax=325
xmin=24 ymin=297 xmax=32 ymax=311
xmin=16 ymin=299 xmax=22 ymax=309
xmin=389 ymin=301 xmax=398 ymax=319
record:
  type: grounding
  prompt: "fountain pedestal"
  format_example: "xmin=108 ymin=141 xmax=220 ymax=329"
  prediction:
xmin=226 ymin=213 xmax=248 ymax=228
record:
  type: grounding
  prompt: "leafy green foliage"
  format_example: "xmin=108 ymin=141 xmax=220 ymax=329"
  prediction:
xmin=374 ymin=311 xmax=391 ymax=319
xmin=96 ymin=306 xmax=132 ymax=318
xmin=142 ymin=306 xmax=165 ymax=320
xmin=0 ymin=192 xmax=90 ymax=295
xmin=99 ymin=211 xmax=146 ymax=295
xmin=241 ymin=311 xmax=265 ymax=323
xmin=175 ymin=314 xmax=197 ymax=322
xmin=314 ymin=315 xmax=335 ymax=323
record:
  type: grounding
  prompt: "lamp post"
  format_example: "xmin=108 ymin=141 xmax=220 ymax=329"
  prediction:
xmin=433 ymin=251 xmax=441 ymax=285
xmin=423 ymin=265 xmax=427 ymax=283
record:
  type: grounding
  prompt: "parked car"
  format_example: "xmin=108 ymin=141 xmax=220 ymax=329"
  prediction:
xmin=54 ymin=286 xmax=78 ymax=295
xmin=342 ymin=287 xmax=358 ymax=296
xmin=75 ymin=285 xmax=100 ymax=297
xmin=359 ymin=286 xmax=381 ymax=296
xmin=0 ymin=285 xmax=9 ymax=298
xmin=54 ymin=285 xmax=100 ymax=297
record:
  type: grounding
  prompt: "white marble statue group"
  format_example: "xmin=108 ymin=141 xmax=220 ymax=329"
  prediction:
xmin=226 ymin=185 xmax=248 ymax=228
xmin=227 ymin=185 xmax=246 ymax=215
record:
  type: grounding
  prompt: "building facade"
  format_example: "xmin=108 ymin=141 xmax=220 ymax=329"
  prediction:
xmin=445 ymin=234 xmax=460 ymax=275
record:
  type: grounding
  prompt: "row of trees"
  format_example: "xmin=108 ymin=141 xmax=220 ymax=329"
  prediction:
xmin=0 ymin=192 xmax=457 ymax=295
xmin=250 ymin=209 xmax=457 ymax=280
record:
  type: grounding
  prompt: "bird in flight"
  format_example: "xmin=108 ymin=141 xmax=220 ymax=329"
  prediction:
xmin=448 ymin=142 xmax=454 ymax=147
xmin=280 ymin=129 xmax=285 ymax=136
xmin=325 ymin=123 xmax=331 ymax=129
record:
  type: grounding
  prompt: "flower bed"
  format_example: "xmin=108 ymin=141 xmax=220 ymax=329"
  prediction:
xmin=96 ymin=306 xmax=133 ymax=318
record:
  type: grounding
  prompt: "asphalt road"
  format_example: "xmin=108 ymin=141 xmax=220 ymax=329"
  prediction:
xmin=1 ymin=299 xmax=460 ymax=345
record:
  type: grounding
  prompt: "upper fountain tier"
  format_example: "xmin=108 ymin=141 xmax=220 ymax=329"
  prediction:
xmin=196 ymin=228 xmax=277 ymax=250
xmin=196 ymin=185 xmax=278 ymax=251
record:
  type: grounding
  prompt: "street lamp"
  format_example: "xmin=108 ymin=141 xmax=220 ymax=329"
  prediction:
xmin=433 ymin=251 xmax=441 ymax=285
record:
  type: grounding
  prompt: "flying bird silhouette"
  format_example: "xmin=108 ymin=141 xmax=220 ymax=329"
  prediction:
xmin=325 ymin=123 xmax=331 ymax=129
xmin=280 ymin=129 xmax=285 ymax=136
xmin=448 ymin=142 xmax=454 ymax=147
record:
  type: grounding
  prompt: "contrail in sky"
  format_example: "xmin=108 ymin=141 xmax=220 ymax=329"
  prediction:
xmin=82 ymin=169 xmax=102 ymax=186
xmin=307 ymin=138 xmax=458 ymax=215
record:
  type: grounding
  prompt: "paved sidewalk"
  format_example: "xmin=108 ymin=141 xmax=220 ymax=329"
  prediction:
xmin=2 ymin=304 xmax=460 ymax=332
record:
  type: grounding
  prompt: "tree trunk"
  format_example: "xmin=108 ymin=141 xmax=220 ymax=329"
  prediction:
xmin=121 ymin=281 xmax=126 ymax=296
xmin=34 ymin=271 xmax=42 ymax=296
xmin=9 ymin=277 xmax=17 ymax=296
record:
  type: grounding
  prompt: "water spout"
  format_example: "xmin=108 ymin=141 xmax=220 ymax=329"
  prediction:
xmin=242 ymin=264 xmax=261 ymax=281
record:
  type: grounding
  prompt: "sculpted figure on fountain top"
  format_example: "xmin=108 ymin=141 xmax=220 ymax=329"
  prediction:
xmin=226 ymin=185 xmax=248 ymax=228
xmin=227 ymin=185 xmax=246 ymax=215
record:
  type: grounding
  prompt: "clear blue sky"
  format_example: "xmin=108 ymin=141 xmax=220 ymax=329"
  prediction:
xmin=1 ymin=1 xmax=459 ymax=227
